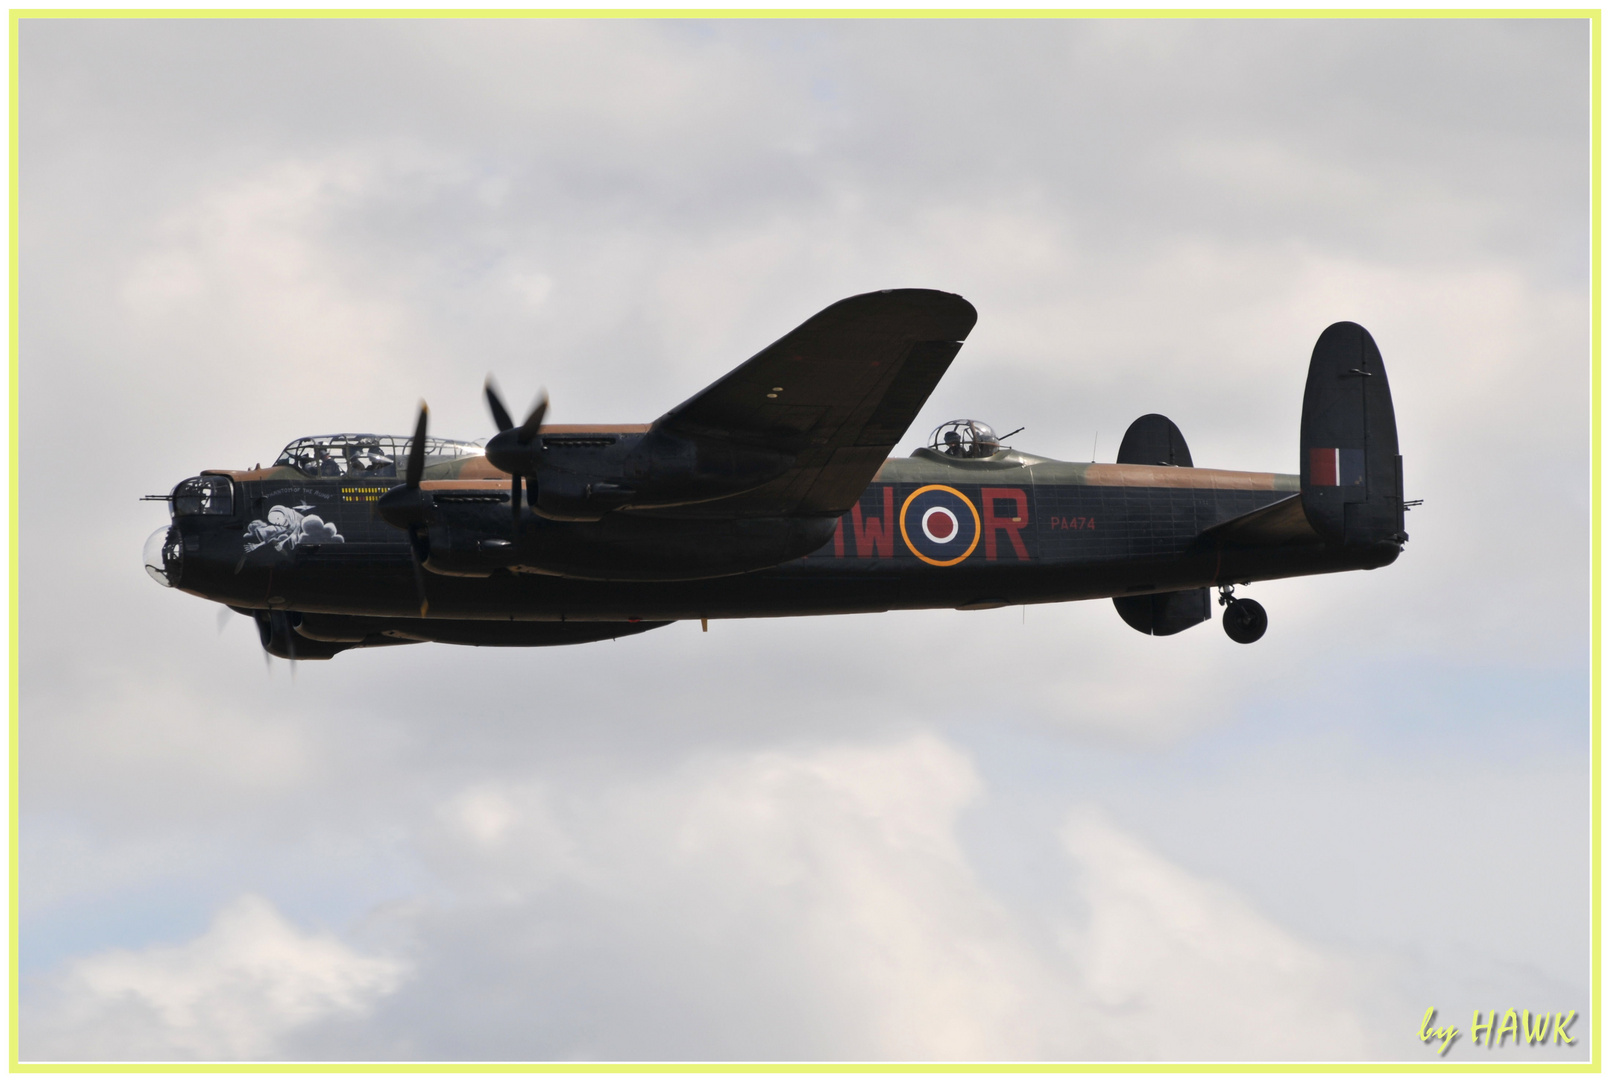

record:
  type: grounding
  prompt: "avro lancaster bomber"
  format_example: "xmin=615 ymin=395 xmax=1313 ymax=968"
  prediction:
xmin=142 ymin=289 xmax=1408 ymax=659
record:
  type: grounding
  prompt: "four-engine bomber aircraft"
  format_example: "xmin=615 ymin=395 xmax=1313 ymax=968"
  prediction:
xmin=142 ymin=289 xmax=1408 ymax=659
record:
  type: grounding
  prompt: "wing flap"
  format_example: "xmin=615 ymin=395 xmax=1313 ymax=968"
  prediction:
xmin=800 ymin=445 xmax=895 ymax=511
xmin=855 ymin=340 xmax=963 ymax=446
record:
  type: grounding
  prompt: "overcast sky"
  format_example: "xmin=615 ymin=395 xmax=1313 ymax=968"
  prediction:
xmin=17 ymin=16 xmax=1591 ymax=1062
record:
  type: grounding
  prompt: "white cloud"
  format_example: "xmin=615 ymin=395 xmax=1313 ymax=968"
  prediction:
xmin=23 ymin=895 xmax=408 ymax=1061
xmin=116 ymin=152 xmax=444 ymax=395
xmin=367 ymin=735 xmax=1386 ymax=1061
xmin=1055 ymin=811 xmax=1377 ymax=1060
xmin=23 ymin=668 xmax=322 ymax=825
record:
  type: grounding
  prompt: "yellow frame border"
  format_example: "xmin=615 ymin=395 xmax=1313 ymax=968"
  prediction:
xmin=6 ymin=7 xmax=1600 ymax=1074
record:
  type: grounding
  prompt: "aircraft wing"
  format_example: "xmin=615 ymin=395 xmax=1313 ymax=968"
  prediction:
xmin=1198 ymin=492 xmax=1323 ymax=547
xmin=652 ymin=288 xmax=978 ymax=516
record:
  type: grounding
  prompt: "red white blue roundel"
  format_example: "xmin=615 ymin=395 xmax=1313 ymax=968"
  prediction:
xmin=899 ymin=485 xmax=981 ymax=567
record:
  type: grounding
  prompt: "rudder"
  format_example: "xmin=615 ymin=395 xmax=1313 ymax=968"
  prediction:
xmin=1300 ymin=322 xmax=1405 ymax=548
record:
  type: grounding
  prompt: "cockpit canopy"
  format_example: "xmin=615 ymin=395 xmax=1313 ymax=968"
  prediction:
xmin=273 ymin=433 xmax=483 ymax=479
xmin=929 ymin=420 xmax=1003 ymax=459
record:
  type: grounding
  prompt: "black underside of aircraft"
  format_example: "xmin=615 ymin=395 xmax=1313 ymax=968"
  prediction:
xmin=144 ymin=289 xmax=1407 ymax=658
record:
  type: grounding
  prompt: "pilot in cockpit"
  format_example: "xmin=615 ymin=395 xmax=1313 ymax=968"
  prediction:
xmin=315 ymin=446 xmax=342 ymax=477
xmin=357 ymin=442 xmax=396 ymax=477
xmin=942 ymin=429 xmax=964 ymax=456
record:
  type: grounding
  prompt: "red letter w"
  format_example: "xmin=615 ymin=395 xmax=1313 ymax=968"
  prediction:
xmin=851 ymin=487 xmax=896 ymax=558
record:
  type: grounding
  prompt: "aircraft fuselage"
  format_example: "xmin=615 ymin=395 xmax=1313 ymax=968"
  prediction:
xmin=161 ymin=447 xmax=1397 ymax=634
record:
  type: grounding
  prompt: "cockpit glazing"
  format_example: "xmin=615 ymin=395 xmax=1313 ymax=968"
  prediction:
xmin=273 ymin=433 xmax=483 ymax=478
xmin=929 ymin=420 xmax=1004 ymax=459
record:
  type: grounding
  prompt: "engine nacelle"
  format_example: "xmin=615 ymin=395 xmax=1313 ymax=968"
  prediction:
xmin=619 ymin=429 xmax=794 ymax=510
xmin=531 ymin=472 xmax=637 ymax=522
xmin=419 ymin=523 xmax=523 ymax=578
xmin=254 ymin=610 xmax=352 ymax=660
xmin=489 ymin=428 xmax=795 ymax=522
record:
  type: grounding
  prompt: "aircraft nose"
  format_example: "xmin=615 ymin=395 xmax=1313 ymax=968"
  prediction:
xmin=143 ymin=525 xmax=181 ymax=587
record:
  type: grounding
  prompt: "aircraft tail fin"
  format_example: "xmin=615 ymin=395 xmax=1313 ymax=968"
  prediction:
xmin=1117 ymin=413 xmax=1193 ymax=467
xmin=1299 ymin=322 xmax=1406 ymax=548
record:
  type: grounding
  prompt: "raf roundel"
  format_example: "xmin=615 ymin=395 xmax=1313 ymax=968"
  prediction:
xmin=921 ymin=505 xmax=958 ymax=543
xmin=900 ymin=485 xmax=981 ymax=567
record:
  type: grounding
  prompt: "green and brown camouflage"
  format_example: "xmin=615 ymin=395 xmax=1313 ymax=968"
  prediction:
xmin=143 ymin=291 xmax=1406 ymax=657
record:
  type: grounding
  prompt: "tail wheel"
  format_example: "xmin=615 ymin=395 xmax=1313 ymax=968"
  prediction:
xmin=1222 ymin=598 xmax=1268 ymax=644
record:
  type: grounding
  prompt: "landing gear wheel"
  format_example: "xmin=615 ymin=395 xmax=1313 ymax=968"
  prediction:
xmin=1222 ymin=598 xmax=1268 ymax=644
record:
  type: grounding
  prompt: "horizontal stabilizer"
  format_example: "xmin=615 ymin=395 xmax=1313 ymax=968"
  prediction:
xmin=1198 ymin=492 xmax=1322 ymax=548
xmin=1113 ymin=588 xmax=1211 ymax=636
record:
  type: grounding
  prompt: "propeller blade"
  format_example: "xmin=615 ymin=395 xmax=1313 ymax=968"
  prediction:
xmin=485 ymin=378 xmax=515 ymax=434
xmin=378 ymin=403 xmax=438 ymax=530
xmin=407 ymin=525 xmax=430 ymax=617
xmin=511 ymin=473 xmax=521 ymax=529
xmin=516 ymin=392 xmax=548 ymax=445
xmin=405 ymin=402 xmax=430 ymax=489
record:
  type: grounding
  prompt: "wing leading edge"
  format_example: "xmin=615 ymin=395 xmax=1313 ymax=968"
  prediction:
xmin=650 ymin=289 xmax=978 ymax=517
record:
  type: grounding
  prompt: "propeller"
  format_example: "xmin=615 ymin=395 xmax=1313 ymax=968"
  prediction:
xmin=517 ymin=394 xmax=548 ymax=443
xmin=376 ymin=402 xmax=435 ymax=617
xmin=285 ymin=618 xmax=298 ymax=681
xmin=255 ymin=611 xmax=297 ymax=679
xmin=405 ymin=403 xmax=429 ymax=488
xmin=484 ymin=378 xmax=548 ymax=528
xmin=485 ymin=378 xmax=515 ymax=434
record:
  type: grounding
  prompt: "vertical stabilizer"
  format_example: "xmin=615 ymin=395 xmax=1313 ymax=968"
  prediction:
xmin=1299 ymin=322 xmax=1405 ymax=547
xmin=1117 ymin=414 xmax=1193 ymax=467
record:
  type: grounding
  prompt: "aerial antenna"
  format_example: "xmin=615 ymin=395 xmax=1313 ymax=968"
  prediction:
xmin=1092 ymin=431 xmax=1099 ymax=462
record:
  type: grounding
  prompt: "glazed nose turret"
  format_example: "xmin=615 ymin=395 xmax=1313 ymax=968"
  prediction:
xmin=143 ymin=525 xmax=181 ymax=587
